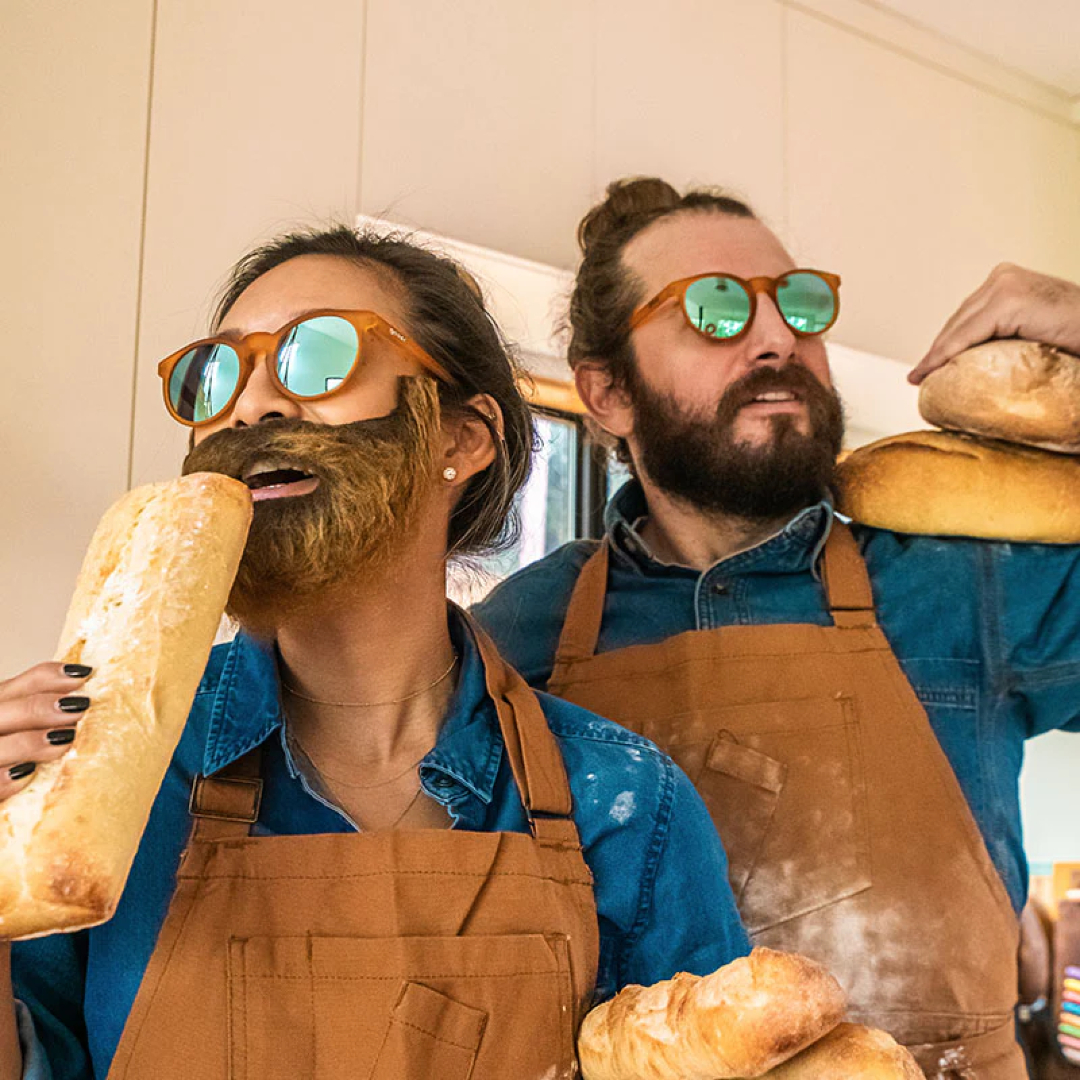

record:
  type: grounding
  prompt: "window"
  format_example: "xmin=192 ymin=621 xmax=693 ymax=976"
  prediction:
xmin=448 ymin=409 xmax=611 ymax=605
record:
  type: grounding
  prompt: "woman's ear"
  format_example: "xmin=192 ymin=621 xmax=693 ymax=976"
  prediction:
xmin=574 ymin=362 xmax=634 ymax=440
xmin=441 ymin=393 xmax=503 ymax=486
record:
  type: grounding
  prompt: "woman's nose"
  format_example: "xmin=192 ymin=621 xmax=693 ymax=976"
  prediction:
xmin=228 ymin=354 xmax=304 ymax=427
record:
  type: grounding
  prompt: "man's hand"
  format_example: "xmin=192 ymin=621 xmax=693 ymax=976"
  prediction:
xmin=909 ymin=263 xmax=1080 ymax=384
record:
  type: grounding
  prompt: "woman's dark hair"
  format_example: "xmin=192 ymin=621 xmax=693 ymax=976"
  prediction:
xmin=568 ymin=177 xmax=756 ymax=462
xmin=212 ymin=224 xmax=534 ymax=558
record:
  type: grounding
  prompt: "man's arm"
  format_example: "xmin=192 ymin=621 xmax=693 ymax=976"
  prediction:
xmin=909 ymin=263 xmax=1080 ymax=384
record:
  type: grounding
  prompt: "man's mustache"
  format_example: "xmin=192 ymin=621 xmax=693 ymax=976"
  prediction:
xmin=718 ymin=364 xmax=829 ymax=418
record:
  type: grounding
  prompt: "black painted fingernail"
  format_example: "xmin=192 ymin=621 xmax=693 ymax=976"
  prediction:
xmin=57 ymin=696 xmax=90 ymax=713
xmin=8 ymin=762 xmax=35 ymax=781
xmin=63 ymin=664 xmax=92 ymax=678
xmin=47 ymin=728 xmax=77 ymax=745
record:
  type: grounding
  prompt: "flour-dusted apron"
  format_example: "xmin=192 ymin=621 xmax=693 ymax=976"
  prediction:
xmin=106 ymin=622 xmax=599 ymax=1080
xmin=547 ymin=522 xmax=1024 ymax=1079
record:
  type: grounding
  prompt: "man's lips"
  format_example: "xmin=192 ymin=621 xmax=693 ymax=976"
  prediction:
xmin=736 ymin=389 xmax=806 ymax=414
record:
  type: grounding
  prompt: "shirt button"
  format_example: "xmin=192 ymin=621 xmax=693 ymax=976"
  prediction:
xmin=711 ymin=581 xmax=728 ymax=595
xmin=431 ymin=775 xmax=455 ymax=790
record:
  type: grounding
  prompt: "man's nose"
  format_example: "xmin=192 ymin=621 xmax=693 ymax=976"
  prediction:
xmin=228 ymin=355 xmax=304 ymax=428
xmin=746 ymin=295 xmax=799 ymax=367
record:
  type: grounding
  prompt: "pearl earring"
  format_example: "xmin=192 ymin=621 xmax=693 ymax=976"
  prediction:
xmin=442 ymin=467 xmax=458 ymax=482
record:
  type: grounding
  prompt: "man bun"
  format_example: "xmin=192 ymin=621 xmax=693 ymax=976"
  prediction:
xmin=576 ymin=178 xmax=684 ymax=255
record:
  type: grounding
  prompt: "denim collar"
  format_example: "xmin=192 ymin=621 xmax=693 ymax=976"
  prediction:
xmin=604 ymin=478 xmax=836 ymax=579
xmin=200 ymin=607 xmax=503 ymax=807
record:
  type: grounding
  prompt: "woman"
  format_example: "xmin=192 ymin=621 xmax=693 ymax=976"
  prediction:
xmin=0 ymin=225 xmax=749 ymax=1079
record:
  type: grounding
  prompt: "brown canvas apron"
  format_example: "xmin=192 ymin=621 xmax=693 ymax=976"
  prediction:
xmin=106 ymin=623 xmax=599 ymax=1080
xmin=547 ymin=522 xmax=1024 ymax=1079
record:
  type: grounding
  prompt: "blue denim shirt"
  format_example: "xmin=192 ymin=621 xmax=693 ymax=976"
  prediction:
xmin=13 ymin=607 xmax=749 ymax=1080
xmin=474 ymin=480 xmax=1080 ymax=916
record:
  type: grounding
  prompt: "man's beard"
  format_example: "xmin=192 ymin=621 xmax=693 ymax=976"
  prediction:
xmin=182 ymin=378 xmax=441 ymax=636
xmin=631 ymin=363 xmax=845 ymax=521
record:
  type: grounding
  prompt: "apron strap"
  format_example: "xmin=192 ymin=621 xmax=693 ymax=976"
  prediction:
xmin=820 ymin=520 xmax=878 ymax=629
xmin=188 ymin=746 xmax=264 ymax=842
xmin=465 ymin=611 xmax=581 ymax=847
xmin=550 ymin=541 xmax=610 ymax=676
xmin=553 ymin=522 xmax=880 ymax=665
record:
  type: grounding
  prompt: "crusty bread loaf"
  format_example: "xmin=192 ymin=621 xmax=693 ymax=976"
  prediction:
xmin=919 ymin=339 xmax=1080 ymax=453
xmin=762 ymin=1023 xmax=922 ymax=1079
xmin=834 ymin=429 xmax=1080 ymax=543
xmin=0 ymin=473 xmax=251 ymax=940
xmin=578 ymin=948 xmax=847 ymax=1080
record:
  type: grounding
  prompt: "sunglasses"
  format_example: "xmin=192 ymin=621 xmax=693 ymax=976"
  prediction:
xmin=630 ymin=269 xmax=841 ymax=343
xmin=158 ymin=310 xmax=453 ymax=428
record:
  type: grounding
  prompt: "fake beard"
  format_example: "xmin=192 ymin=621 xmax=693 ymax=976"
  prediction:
xmin=181 ymin=378 xmax=442 ymax=635
xmin=631 ymin=363 xmax=845 ymax=521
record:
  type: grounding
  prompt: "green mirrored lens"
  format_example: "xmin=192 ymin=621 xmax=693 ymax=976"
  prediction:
xmin=277 ymin=315 xmax=359 ymax=397
xmin=776 ymin=272 xmax=836 ymax=334
xmin=170 ymin=343 xmax=240 ymax=423
xmin=683 ymin=276 xmax=752 ymax=339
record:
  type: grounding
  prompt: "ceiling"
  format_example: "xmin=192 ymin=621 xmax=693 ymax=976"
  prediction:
xmin=871 ymin=0 xmax=1080 ymax=99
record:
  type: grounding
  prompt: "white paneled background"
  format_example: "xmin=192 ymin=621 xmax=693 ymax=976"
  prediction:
xmin=4 ymin=0 xmax=1079 ymax=861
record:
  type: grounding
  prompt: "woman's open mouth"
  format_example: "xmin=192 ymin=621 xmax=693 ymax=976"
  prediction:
xmin=242 ymin=464 xmax=321 ymax=503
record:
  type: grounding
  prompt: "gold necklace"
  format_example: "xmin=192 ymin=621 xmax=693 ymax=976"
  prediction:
xmin=377 ymin=786 xmax=424 ymax=830
xmin=287 ymin=730 xmax=430 ymax=790
xmin=286 ymin=726 xmax=428 ymax=828
xmin=280 ymin=652 xmax=459 ymax=708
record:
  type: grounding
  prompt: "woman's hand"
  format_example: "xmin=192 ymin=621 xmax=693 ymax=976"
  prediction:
xmin=0 ymin=663 xmax=92 ymax=801
xmin=909 ymin=263 xmax=1080 ymax=384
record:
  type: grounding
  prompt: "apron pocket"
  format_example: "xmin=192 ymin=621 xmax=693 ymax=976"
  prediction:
xmin=370 ymin=981 xmax=486 ymax=1080
xmin=228 ymin=933 xmax=574 ymax=1080
xmin=697 ymin=734 xmax=787 ymax=900
xmin=696 ymin=696 xmax=871 ymax=935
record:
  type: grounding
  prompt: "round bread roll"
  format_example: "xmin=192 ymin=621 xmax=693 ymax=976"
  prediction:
xmin=834 ymin=429 xmax=1080 ymax=543
xmin=919 ymin=339 xmax=1080 ymax=453
xmin=577 ymin=947 xmax=847 ymax=1080
xmin=763 ymin=1023 xmax=923 ymax=1080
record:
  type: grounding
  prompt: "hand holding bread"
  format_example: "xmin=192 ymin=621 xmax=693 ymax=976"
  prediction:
xmin=910 ymin=262 xmax=1080 ymax=384
xmin=0 ymin=474 xmax=251 ymax=940
xmin=0 ymin=663 xmax=94 ymax=801
xmin=577 ymin=947 xmax=847 ymax=1080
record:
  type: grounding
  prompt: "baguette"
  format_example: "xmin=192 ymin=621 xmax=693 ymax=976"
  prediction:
xmin=0 ymin=473 xmax=251 ymax=940
xmin=578 ymin=948 xmax=847 ymax=1080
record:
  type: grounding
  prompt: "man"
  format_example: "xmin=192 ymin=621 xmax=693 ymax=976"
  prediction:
xmin=474 ymin=176 xmax=1080 ymax=1079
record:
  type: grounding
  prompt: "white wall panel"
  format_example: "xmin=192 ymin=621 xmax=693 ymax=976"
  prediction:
xmin=360 ymin=0 xmax=594 ymax=269
xmin=594 ymin=0 xmax=788 ymax=232
xmin=0 ymin=0 xmax=153 ymax=671
xmin=785 ymin=7 xmax=1080 ymax=366
xmin=129 ymin=0 xmax=368 ymax=488
xmin=1022 ymin=733 xmax=1080 ymax=865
